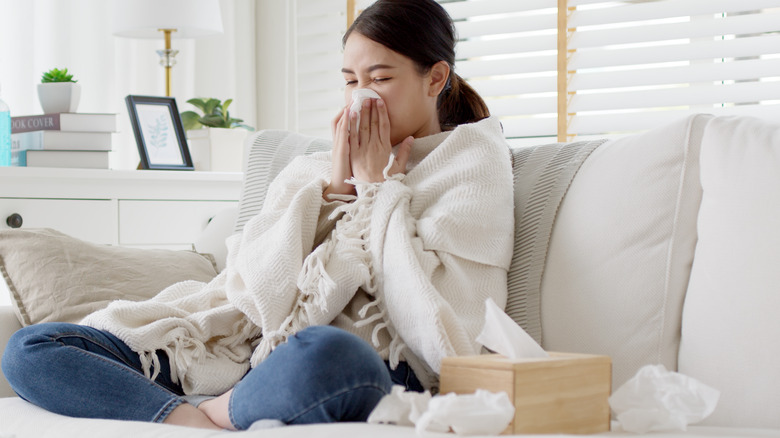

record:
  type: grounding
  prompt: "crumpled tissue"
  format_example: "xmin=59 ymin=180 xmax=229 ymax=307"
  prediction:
xmin=368 ymin=385 xmax=514 ymax=436
xmin=609 ymin=364 xmax=720 ymax=433
xmin=476 ymin=297 xmax=548 ymax=359
xmin=415 ymin=389 xmax=515 ymax=436
xmin=367 ymin=385 xmax=432 ymax=427
xmin=349 ymin=88 xmax=381 ymax=128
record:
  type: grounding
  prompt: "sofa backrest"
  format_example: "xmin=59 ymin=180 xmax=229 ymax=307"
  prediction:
xmin=677 ymin=115 xmax=780 ymax=429
xmin=229 ymin=114 xmax=780 ymax=428
xmin=237 ymin=117 xmax=709 ymax=391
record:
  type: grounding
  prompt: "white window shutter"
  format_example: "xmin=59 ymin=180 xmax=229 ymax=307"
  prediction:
xmin=565 ymin=0 xmax=780 ymax=137
xmin=291 ymin=1 xmax=780 ymax=141
xmin=443 ymin=0 xmax=560 ymax=140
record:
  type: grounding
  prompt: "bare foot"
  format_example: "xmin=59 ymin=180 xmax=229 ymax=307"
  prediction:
xmin=163 ymin=402 xmax=222 ymax=430
xmin=199 ymin=389 xmax=236 ymax=430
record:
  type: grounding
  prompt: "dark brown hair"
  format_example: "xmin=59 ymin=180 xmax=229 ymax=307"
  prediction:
xmin=343 ymin=0 xmax=490 ymax=129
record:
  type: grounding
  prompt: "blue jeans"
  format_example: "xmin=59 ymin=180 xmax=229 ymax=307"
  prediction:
xmin=2 ymin=323 xmax=422 ymax=429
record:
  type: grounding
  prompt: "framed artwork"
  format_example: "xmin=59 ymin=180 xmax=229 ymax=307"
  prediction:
xmin=125 ymin=95 xmax=194 ymax=170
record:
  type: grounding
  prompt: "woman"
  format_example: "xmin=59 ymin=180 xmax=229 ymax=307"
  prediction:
xmin=2 ymin=0 xmax=514 ymax=430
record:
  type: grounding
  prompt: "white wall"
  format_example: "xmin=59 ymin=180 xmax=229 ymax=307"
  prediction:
xmin=254 ymin=0 xmax=297 ymax=133
xmin=0 ymin=0 xmax=262 ymax=170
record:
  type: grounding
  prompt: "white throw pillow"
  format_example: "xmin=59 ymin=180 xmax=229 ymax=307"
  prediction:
xmin=678 ymin=115 xmax=780 ymax=428
xmin=541 ymin=114 xmax=711 ymax=390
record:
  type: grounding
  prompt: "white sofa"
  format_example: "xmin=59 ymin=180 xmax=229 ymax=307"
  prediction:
xmin=1 ymin=114 xmax=779 ymax=438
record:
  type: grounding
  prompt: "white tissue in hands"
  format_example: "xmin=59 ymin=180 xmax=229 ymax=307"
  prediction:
xmin=476 ymin=297 xmax=548 ymax=359
xmin=609 ymin=364 xmax=720 ymax=433
xmin=349 ymin=88 xmax=381 ymax=129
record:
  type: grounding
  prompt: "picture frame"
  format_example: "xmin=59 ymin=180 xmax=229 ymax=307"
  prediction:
xmin=125 ymin=95 xmax=194 ymax=170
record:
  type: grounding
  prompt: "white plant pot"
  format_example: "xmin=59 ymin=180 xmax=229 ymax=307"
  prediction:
xmin=187 ymin=127 xmax=249 ymax=172
xmin=37 ymin=82 xmax=81 ymax=114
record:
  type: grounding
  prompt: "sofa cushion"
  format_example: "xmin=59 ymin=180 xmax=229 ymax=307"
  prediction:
xmin=678 ymin=115 xmax=780 ymax=428
xmin=540 ymin=114 xmax=711 ymax=390
xmin=507 ymin=140 xmax=603 ymax=342
xmin=0 ymin=228 xmax=219 ymax=326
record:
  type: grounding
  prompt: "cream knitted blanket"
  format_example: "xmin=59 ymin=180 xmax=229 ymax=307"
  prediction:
xmin=82 ymin=117 xmax=514 ymax=395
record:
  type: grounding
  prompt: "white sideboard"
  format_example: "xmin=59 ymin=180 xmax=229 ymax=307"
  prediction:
xmin=0 ymin=167 xmax=243 ymax=249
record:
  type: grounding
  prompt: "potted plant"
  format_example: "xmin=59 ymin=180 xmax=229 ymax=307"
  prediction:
xmin=181 ymin=98 xmax=254 ymax=172
xmin=37 ymin=68 xmax=81 ymax=114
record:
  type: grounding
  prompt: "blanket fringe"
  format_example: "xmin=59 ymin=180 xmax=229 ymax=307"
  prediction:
xmin=252 ymin=164 xmax=408 ymax=369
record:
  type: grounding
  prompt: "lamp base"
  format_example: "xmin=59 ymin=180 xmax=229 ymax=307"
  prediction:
xmin=156 ymin=49 xmax=179 ymax=68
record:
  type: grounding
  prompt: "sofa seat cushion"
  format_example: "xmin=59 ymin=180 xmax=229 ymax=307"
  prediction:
xmin=0 ymin=228 xmax=219 ymax=326
xmin=540 ymin=114 xmax=711 ymax=390
xmin=678 ymin=115 xmax=780 ymax=428
xmin=0 ymin=396 xmax=777 ymax=438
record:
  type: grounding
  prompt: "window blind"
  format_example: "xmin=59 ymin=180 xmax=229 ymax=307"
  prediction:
xmin=442 ymin=0 xmax=559 ymax=140
xmin=564 ymin=0 xmax=780 ymax=137
xmin=291 ymin=0 xmax=780 ymax=141
xmin=292 ymin=0 xmax=558 ymax=140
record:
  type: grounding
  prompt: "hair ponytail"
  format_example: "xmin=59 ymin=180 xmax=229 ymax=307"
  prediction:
xmin=345 ymin=0 xmax=490 ymax=130
xmin=437 ymin=73 xmax=490 ymax=129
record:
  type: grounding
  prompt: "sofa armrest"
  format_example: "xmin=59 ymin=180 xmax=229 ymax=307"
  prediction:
xmin=0 ymin=305 xmax=22 ymax=398
xmin=193 ymin=206 xmax=238 ymax=273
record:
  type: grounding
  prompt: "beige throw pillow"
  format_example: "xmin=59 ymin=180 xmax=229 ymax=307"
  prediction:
xmin=0 ymin=228 xmax=219 ymax=327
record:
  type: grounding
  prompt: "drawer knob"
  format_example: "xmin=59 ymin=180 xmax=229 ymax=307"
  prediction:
xmin=6 ymin=213 xmax=23 ymax=229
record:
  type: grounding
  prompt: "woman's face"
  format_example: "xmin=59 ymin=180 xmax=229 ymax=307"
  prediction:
xmin=342 ymin=32 xmax=442 ymax=144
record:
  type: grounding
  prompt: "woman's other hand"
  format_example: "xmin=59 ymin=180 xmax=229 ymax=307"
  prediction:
xmin=324 ymin=107 xmax=356 ymax=199
xmin=350 ymin=98 xmax=413 ymax=183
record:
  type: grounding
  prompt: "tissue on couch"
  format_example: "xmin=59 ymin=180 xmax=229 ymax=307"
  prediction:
xmin=367 ymin=385 xmax=514 ymax=436
xmin=609 ymin=364 xmax=720 ymax=433
xmin=415 ymin=390 xmax=515 ymax=435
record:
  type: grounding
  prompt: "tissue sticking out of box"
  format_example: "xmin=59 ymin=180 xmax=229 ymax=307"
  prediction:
xmin=349 ymin=88 xmax=381 ymax=129
xmin=476 ymin=298 xmax=548 ymax=359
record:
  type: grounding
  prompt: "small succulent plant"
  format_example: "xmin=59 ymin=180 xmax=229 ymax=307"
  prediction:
xmin=181 ymin=98 xmax=254 ymax=131
xmin=41 ymin=68 xmax=77 ymax=83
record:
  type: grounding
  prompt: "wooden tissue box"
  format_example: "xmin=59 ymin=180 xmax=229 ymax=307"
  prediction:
xmin=439 ymin=352 xmax=611 ymax=435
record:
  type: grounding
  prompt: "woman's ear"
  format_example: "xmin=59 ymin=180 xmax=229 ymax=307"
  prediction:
xmin=428 ymin=61 xmax=451 ymax=97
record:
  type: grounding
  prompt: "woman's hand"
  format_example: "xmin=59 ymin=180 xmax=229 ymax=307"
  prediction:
xmin=324 ymin=107 xmax=356 ymax=199
xmin=350 ymin=98 xmax=413 ymax=183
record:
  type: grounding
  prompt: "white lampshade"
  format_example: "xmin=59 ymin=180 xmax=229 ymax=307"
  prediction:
xmin=113 ymin=0 xmax=223 ymax=39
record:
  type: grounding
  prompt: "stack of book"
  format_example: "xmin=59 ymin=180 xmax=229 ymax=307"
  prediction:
xmin=10 ymin=113 xmax=117 ymax=169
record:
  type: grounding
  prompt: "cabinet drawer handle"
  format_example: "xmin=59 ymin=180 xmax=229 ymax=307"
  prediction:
xmin=6 ymin=213 xmax=23 ymax=229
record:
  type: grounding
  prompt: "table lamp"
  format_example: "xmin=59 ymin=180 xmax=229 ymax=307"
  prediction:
xmin=113 ymin=0 xmax=223 ymax=96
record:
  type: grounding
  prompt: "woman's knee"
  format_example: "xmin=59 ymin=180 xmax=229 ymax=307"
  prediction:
xmin=2 ymin=323 xmax=85 ymax=387
xmin=231 ymin=326 xmax=393 ymax=426
xmin=292 ymin=326 xmax=384 ymax=365
xmin=284 ymin=326 xmax=392 ymax=388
